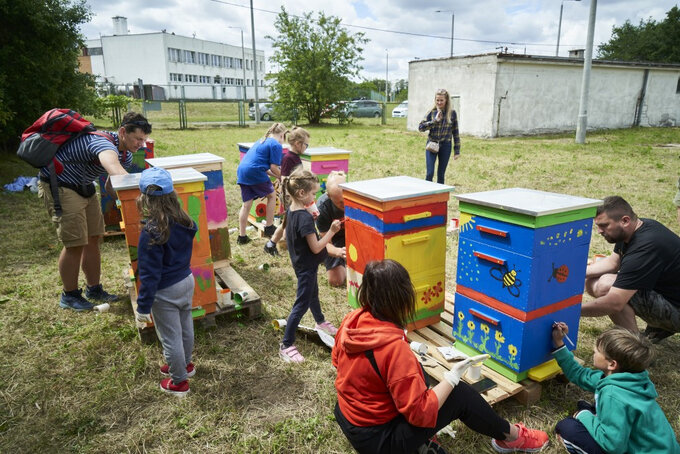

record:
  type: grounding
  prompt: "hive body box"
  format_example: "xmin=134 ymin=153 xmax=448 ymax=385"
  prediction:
xmin=99 ymin=139 xmax=155 ymax=232
xmin=341 ymin=176 xmax=453 ymax=330
xmin=453 ymin=188 xmax=600 ymax=381
xmin=110 ymin=168 xmax=218 ymax=326
xmin=299 ymin=147 xmax=351 ymax=198
xmin=146 ymin=153 xmax=231 ymax=262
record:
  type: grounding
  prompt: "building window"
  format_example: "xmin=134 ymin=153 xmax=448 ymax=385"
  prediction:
xmin=184 ymin=50 xmax=196 ymax=64
xmin=199 ymin=75 xmax=211 ymax=83
xmin=198 ymin=52 xmax=209 ymax=65
xmin=185 ymin=74 xmax=197 ymax=83
xmin=84 ymin=47 xmax=103 ymax=56
xmin=168 ymin=48 xmax=182 ymax=62
xmin=224 ymin=57 xmax=231 ymax=68
xmin=235 ymin=58 xmax=243 ymax=69
xmin=170 ymin=73 xmax=183 ymax=82
xmin=211 ymin=55 xmax=222 ymax=67
xmin=246 ymin=59 xmax=250 ymax=70
xmin=259 ymin=60 xmax=263 ymax=71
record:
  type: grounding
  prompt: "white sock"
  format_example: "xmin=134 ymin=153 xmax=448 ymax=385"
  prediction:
xmin=266 ymin=240 xmax=275 ymax=247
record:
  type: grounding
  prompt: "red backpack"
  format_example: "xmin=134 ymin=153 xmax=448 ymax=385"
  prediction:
xmin=17 ymin=108 xmax=114 ymax=216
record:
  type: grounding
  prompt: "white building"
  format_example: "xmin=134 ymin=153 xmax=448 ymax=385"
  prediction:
xmin=80 ymin=17 xmax=268 ymax=100
xmin=407 ymin=53 xmax=680 ymax=137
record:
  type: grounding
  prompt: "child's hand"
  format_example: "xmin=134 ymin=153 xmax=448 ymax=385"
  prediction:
xmin=330 ymin=219 xmax=342 ymax=234
xmin=552 ymin=321 xmax=568 ymax=347
xmin=435 ymin=110 xmax=443 ymax=122
xmin=337 ymin=246 xmax=346 ymax=259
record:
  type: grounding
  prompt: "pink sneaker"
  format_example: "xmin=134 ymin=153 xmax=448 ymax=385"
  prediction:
xmin=491 ymin=423 xmax=549 ymax=453
xmin=279 ymin=345 xmax=305 ymax=363
xmin=315 ymin=321 xmax=338 ymax=336
xmin=160 ymin=362 xmax=195 ymax=378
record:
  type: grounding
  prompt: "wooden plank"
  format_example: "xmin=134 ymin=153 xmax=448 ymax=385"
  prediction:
xmin=428 ymin=321 xmax=456 ymax=342
xmin=214 ymin=264 xmax=260 ymax=303
xmin=440 ymin=310 xmax=454 ymax=325
xmin=413 ymin=326 xmax=454 ymax=348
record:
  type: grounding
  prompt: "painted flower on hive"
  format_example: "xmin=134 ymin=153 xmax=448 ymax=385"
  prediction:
xmin=455 ymin=311 xmax=465 ymax=337
xmin=421 ymin=288 xmax=433 ymax=305
xmin=458 ymin=311 xmax=464 ymax=321
xmin=495 ymin=331 xmax=505 ymax=343
xmin=255 ymin=203 xmax=267 ymax=217
xmin=508 ymin=344 xmax=517 ymax=356
xmin=431 ymin=281 xmax=443 ymax=298
xmin=467 ymin=321 xmax=475 ymax=331
xmin=478 ymin=323 xmax=490 ymax=351
xmin=481 ymin=324 xmax=489 ymax=334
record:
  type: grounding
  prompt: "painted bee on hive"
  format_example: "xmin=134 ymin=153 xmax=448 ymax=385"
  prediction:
xmin=548 ymin=263 xmax=569 ymax=283
xmin=490 ymin=263 xmax=522 ymax=297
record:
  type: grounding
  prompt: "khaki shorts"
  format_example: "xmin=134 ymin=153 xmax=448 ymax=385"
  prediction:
xmin=629 ymin=289 xmax=680 ymax=333
xmin=38 ymin=180 xmax=105 ymax=248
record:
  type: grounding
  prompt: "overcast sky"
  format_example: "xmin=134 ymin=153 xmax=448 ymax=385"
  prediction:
xmin=81 ymin=0 xmax=678 ymax=82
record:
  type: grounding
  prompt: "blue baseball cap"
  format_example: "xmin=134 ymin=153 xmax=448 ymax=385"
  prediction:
xmin=139 ymin=167 xmax=173 ymax=195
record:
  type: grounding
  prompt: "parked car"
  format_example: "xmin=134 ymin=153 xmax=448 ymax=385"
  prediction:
xmin=248 ymin=103 xmax=274 ymax=121
xmin=391 ymin=101 xmax=408 ymax=118
xmin=347 ymin=100 xmax=382 ymax=118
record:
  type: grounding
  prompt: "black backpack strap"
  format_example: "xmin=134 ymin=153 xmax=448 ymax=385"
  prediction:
xmin=47 ymin=161 xmax=62 ymax=217
xmin=364 ymin=350 xmax=384 ymax=382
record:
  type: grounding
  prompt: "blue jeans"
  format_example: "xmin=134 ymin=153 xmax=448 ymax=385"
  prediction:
xmin=282 ymin=267 xmax=325 ymax=347
xmin=425 ymin=140 xmax=452 ymax=184
xmin=555 ymin=402 xmax=605 ymax=454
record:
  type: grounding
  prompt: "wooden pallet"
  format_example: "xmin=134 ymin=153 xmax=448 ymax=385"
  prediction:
xmin=124 ymin=263 xmax=263 ymax=343
xmin=213 ymin=263 xmax=262 ymax=320
xmin=406 ymin=292 xmax=542 ymax=406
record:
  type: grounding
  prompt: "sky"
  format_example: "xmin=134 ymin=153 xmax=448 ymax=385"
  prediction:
xmin=80 ymin=0 xmax=678 ymax=83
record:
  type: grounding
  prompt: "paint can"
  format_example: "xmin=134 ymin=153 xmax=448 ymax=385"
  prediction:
xmin=233 ymin=291 xmax=249 ymax=304
xmin=258 ymin=263 xmax=270 ymax=272
xmin=272 ymin=318 xmax=287 ymax=330
xmin=450 ymin=218 xmax=459 ymax=230
xmin=94 ymin=303 xmax=110 ymax=314
xmin=410 ymin=341 xmax=428 ymax=355
xmin=466 ymin=363 xmax=482 ymax=381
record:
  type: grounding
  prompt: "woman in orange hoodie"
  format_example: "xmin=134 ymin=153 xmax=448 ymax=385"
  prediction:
xmin=332 ymin=260 xmax=549 ymax=454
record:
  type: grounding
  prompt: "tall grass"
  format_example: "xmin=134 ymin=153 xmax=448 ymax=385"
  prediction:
xmin=1 ymin=123 xmax=679 ymax=452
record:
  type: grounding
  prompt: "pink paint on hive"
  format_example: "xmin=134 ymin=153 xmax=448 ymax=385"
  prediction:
xmin=192 ymin=267 xmax=214 ymax=281
xmin=204 ymin=188 xmax=228 ymax=225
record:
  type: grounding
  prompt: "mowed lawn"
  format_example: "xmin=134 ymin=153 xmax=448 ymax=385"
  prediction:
xmin=1 ymin=120 xmax=679 ymax=453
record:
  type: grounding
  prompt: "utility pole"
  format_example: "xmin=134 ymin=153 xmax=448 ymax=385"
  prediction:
xmin=556 ymin=0 xmax=581 ymax=56
xmin=228 ymin=26 xmax=247 ymax=102
xmin=250 ymin=0 xmax=261 ymax=124
xmin=575 ymin=0 xmax=597 ymax=144
xmin=435 ymin=10 xmax=454 ymax=57
xmin=385 ymin=50 xmax=388 ymax=103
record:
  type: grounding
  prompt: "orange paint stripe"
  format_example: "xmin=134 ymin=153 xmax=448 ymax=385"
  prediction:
xmin=456 ymin=285 xmax=581 ymax=322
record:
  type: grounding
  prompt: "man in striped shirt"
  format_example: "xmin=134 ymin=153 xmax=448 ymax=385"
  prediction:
xmin=38 ymin=112 xmax=151 ymax=311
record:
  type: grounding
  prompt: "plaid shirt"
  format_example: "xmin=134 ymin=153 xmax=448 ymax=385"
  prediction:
xmin=418 ymin=109 xmax=461 ymax=155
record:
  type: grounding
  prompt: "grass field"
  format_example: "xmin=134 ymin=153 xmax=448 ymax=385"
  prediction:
xmin=1 ymin=121 xmax=679 ymax=453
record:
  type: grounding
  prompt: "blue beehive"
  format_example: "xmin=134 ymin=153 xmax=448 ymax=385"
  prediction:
xmin=453 ymin=188 xmax=600 ymax=381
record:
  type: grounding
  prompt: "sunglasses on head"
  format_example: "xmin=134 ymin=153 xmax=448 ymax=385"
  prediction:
xmin=122 ymin=120 xmax=152 ymax=133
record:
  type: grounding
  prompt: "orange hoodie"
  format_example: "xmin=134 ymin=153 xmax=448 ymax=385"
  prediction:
xmin=332 ymin=308 xmax=439 ymax=428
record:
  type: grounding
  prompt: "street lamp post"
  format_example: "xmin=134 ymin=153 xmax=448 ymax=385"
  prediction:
xmin=385 ymin=50 xmax=388 ymax=103
xmin=228 ymin=26 xmax=247 ymax=102
xmin=556 ymin=0 xmax=581 ymax=56
xmin=249 ymin=0 xmax=261 ymax=124
xmin=435 ymin=10 xmax=454 ymax=57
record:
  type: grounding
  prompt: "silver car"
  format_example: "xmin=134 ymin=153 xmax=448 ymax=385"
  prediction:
xmin=391 ymin=101 xmax=408 ymax=118
xmin=248 ymin=103 xmax=274 ymax=121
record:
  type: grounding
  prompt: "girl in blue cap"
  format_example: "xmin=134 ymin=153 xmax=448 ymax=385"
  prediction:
xmin=136 ymin=167 xmax=198 ymax=396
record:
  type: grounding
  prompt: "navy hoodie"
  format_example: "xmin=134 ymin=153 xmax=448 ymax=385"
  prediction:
xmin=136 ymin=220 xmax=197 ymax=314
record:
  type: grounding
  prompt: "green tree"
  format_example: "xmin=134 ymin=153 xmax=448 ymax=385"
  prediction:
xmin=267 ymin=8 xmax=368 ymax=124
xmin=598 ymin=6 xmax=680 ymax=63
xmin=0 ymin=0 xmax=98 ymax=150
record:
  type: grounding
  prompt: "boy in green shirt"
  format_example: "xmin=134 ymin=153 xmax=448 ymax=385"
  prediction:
xmin=551 ymin=323 xmax=679 ymax=453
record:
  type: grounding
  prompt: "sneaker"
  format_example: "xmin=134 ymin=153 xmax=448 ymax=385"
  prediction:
xmin=491 ymin=423 xmax=549 ymax=453
xmin=263 ymin=224 xmax=276 ymax=238
xmin=59 ymin=289 xmax=94 ymax=312
xmin=85 ymin=284 xmax=119 ymax=302
xmin=417 ymin=436 xmax=448 ymax=454
xmin=159 ymin=378 xmax=190 ymax=396
xmin=642 ymin=325 xmax=675 ymax=344
xmin=237 ymin=235 xmax=251 ymax=245
xmin=160 ymin=362 xmax=196 ymax=378
xmin=264 ymin=241 xmax=279 ymax=256
xmin=315 ymin=321 xmax=338 ymax=336
xmin=279 ymin=345 xmax=305 ymax=363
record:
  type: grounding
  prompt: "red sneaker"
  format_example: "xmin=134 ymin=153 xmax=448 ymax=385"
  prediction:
xmin=491 ymin=423 xmax=549 ymax=453
xmin=160 ymin=362 xmax=195 ymax=378
xmin=160 ymin=378 xmax=190 ymax=396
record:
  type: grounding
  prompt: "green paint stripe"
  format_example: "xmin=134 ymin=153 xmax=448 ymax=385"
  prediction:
xmin=453 ymin=342 xmax=528 ymax=382
xmin=459 ymin=203 xmax=597 ymax=228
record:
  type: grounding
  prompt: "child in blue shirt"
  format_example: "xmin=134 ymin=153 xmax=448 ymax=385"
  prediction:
xmin=551 ymin=322 xmax=679 ymax=453
xmin=236 ymin=123 xmax=287 ymax=243
xmin=135 ymin=167 xmax=197 ymax=396
xmin=279 ymin=168 xmax=341 ymax=363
